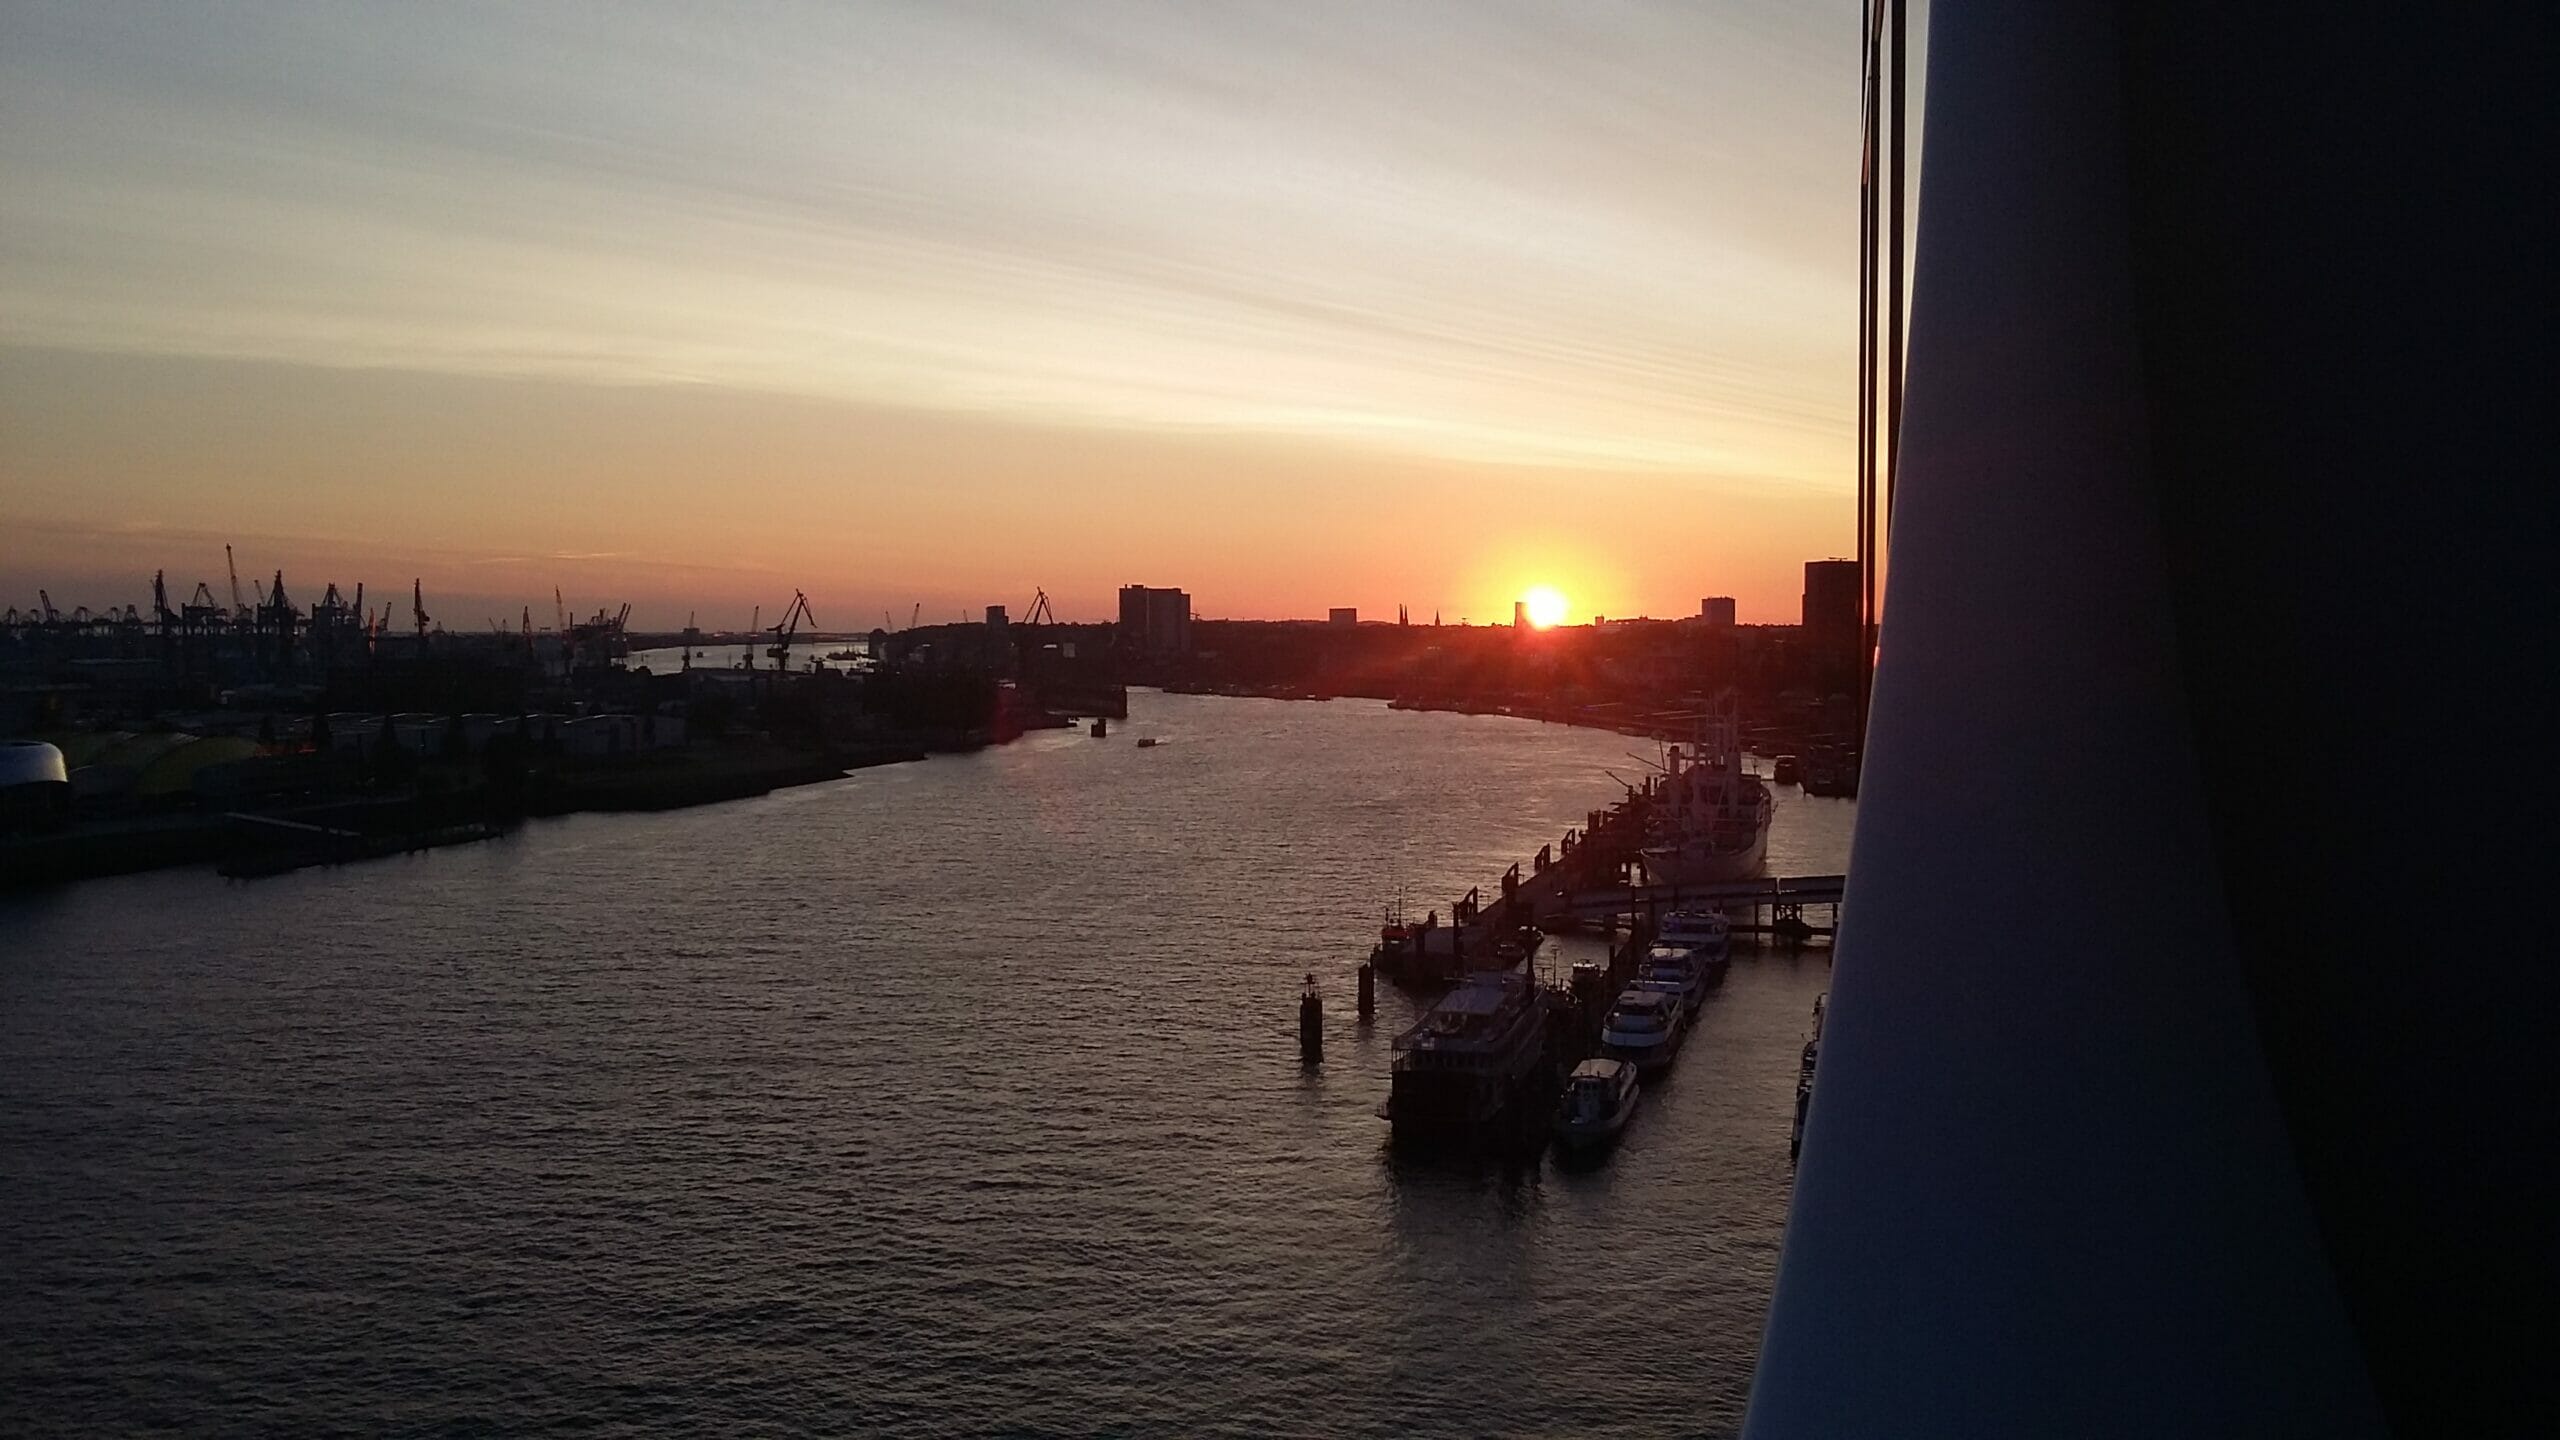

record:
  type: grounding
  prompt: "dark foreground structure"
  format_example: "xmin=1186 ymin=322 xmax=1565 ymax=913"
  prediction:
xmin=1749 ymin=4 xmax=2552 ymax=1436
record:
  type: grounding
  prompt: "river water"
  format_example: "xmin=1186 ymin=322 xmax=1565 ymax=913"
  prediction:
xmin=1 ymin=693 xmax=1850 ymax=1437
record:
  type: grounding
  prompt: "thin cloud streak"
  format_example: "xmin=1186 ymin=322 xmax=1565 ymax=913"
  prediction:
xmin=0 ymin=0 xmax=1856 ymax=475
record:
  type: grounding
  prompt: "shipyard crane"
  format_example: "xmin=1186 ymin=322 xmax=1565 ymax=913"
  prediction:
xmin=766 ymin=590 xmax=816 ymax=673
xmin=38 ymin=589 xmax=59 ymax=623
xmin=910 ymin=602 xmax=921 ymax=630
xmin=1015 ymin=586 xmax=1058 ymax=672
xmin=226 ymin=545 xmax=247 ymax=617
xmin=554 ymin=587 xmax=569 ymax=637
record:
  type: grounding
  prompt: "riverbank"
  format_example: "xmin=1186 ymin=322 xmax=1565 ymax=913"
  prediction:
xmin=1161 ymin=682 xmax=1860 ymax=776
xmin=0 ymin=691 xmax=1847 ymax=1436
xmin=0 ymin=738 xmax=924 ymax=889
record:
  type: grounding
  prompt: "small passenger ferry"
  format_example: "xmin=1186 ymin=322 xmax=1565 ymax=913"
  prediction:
xmin=1555 ymin=1058 xmax=1640 ymax=1150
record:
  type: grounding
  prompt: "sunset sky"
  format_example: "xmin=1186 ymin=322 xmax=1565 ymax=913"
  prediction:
xmin=2 ymin=1 xmax=1880 ymax=629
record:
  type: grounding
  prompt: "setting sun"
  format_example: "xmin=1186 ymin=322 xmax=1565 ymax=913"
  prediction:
xmin=1523 ymin=586 xmax=1569 ymax=628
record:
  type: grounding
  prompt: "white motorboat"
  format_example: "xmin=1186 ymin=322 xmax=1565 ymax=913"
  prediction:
xmin=1633 ymin=950 xmax=1714 ymax=1011
xmin=1657 ymin=908 xmax=1732 ymax=956
xmin=1555 ymin=1058 xmax=1640 ymax=1150
xmin=1600 ymin=987 xmax=1686 ymax=1079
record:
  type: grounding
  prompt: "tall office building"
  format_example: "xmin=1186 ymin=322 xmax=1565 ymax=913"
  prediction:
xmin=1700 ymin=596 xmax=1738 ymax=627
xmin=1117 ymin=585 xmax=1192 ymax=658
xmin=1803 ymin=560 xmax=1861 ymax=659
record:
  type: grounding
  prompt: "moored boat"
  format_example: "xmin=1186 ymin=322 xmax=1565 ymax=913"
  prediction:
xmin=1555 ymin=1058 xmax=1640 ymax=1150
xmin=1600 ymin=987 xmax=1686 ymax=1079
xmin=1368 ymin=901 xmax=1445 ymax=985
xmin=1657 ymin=908 xmax=1732 ymax=957
xmin=1381 ymin=971 xmax=1550 ymax=1144
xmin=1634 ymin=947 xmax=1714 ymax=1011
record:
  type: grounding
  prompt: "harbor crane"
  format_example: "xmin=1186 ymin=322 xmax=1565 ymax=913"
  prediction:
xmin=766 ymin=590 xmax=816 ymax=674
xmin=151 ymin=571 xmax=175 ymax=663
xmin=226 ymin=545 xmax=246 ymax=617
xmin=1016 ymin=586 xmax=1058 ymax=672
xmin=412 ymin=579 xmax=430 ymax=645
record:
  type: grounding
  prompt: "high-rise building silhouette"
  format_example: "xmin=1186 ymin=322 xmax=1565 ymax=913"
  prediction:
xmin=1116 ymin=585 xmax=1191 ymax=658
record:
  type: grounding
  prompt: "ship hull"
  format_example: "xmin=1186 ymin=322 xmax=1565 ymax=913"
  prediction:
xmin=1640 ymin=821 xmax=1770 ymax=886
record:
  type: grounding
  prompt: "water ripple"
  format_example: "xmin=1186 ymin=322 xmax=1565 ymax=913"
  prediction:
xmin=1 ymin=694 xmax=1848 ymax=1437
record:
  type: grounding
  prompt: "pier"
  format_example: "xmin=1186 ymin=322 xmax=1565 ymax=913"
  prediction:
xmin=1394 ymin=784 xmax=1660 ymax=979
xmin=1376 ymin=772 xmax=1842 ymax=986
xmin=1554 ymin=875 xmax=1845 ymax=938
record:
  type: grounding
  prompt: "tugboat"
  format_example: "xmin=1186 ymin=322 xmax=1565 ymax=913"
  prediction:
xmin=1381 ymin=971 xmax=1550 ymax=1145
xmin=1369 ymin=902 xmax=1443 ymax=984
xmin=1555 ymin=1058 xmax=1640 ymax=1151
